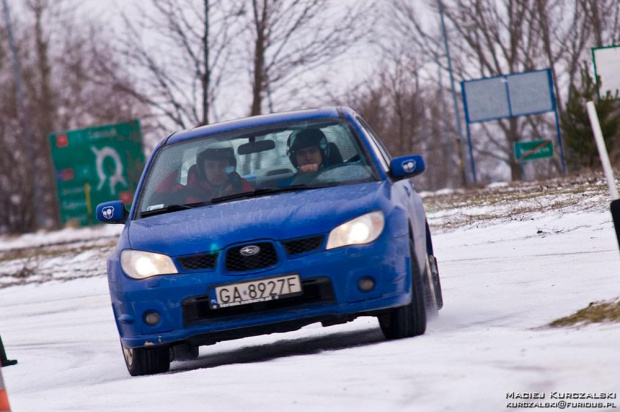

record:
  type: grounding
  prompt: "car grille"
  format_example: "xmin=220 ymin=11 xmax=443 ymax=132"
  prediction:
xmin=177 ymin=252 xmax=218 ymax=270
xmin=282 ymin=235 xmax=323 ymax=256
xmin=225 ymin=242 xmax=278 ymax=272
xmin=182 ymin=277 xmax=335 ymax=325
xmin=176 ymin=236 xmax=323 ymax=272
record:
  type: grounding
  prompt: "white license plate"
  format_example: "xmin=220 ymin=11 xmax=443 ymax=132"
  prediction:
xmin=210 ymin=274 xmax=302 ymax=309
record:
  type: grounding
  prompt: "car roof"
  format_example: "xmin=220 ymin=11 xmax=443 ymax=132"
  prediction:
xmin=166 ymin=107 xmax=355 ymax=145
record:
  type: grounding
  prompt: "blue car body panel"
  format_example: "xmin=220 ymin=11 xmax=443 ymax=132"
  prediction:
xmin=126 ymin=183 xmax=402 ymax=255
xmin=102 ymin=107 xmax=431 ymax=349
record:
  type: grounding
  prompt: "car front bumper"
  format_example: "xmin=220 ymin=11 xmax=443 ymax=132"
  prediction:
xmin=108 ymin=234 xmax=412 ymax=349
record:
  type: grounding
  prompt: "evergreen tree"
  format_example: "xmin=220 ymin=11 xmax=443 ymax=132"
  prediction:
xmin=561 ymin=62 xmax=620 ymax=171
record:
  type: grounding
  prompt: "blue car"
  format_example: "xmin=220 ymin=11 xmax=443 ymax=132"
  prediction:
xmin=96 ymin=107 xmax=443 ymax=376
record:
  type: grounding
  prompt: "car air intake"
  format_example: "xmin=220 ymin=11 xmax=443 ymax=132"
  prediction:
xmin=177 ymin=252 xmax=219 ymax=270
xmin=225 ymin=242 xmax=278 ymax=272
xmin=282 ymin=235 xmax=324 ymax=256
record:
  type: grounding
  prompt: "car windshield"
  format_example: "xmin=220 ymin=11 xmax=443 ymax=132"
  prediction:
xmin=136 ymin=119 xmax=379 ymax=216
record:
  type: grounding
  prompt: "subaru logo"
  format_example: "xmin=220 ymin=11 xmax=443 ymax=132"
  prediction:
xmin=240 ymin=245 xmax=260 ymax=256
xmin=402 ymin=160 xmax=416 ymax=173
xmin=102 ymin=206 xmax=115 ymax=220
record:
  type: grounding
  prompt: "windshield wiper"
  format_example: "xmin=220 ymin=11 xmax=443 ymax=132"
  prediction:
xmin=210 ymin=185 xmax=322 ymax=204
xmin=140 ymin=203 xmax=206 ymax=218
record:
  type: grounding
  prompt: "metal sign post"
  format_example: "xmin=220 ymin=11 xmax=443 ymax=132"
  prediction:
xmin=438 ymin=0 xmax=469 ymax=186
xmin=463 ymin=121 xmax=477 ymax=184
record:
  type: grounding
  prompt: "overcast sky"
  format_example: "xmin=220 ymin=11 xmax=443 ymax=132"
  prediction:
xmin=68 ymin=0 xmax=395 ymax=123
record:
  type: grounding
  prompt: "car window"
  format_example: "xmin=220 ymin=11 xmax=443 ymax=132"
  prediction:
xmin=356 ymin=117 xmax=391 ymax=172
xmin=136 ymin=119 xmax=380 ymax=215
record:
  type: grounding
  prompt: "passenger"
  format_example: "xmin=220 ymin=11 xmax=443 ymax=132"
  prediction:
xmin=186 ymin=146 xmax=253 ymax=202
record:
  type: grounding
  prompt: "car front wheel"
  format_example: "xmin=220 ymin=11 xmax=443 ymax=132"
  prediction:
xmin=378 ymin=242 xmax=427 ymax=340
xmin=122 ymin=342 xmax=171 ymax=376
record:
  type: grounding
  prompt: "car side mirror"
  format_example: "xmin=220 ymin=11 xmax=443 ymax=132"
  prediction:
xmin=96 ymin=201 xmax=129 ymax=224
xmin=390 ymin=155 xmax=425 ymax=180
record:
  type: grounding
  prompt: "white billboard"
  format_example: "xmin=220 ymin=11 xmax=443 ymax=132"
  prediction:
xmin=592 ymin=45 xmax=620 ymax=100
xmin=462 ymin=69 xmax=555 ymax=123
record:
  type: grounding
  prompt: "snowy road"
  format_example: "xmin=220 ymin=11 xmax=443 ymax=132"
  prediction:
xmin=1 ymin=208 xmax=619 ymax=411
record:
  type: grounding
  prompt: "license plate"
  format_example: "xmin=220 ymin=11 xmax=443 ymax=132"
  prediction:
xmin=210 ymin=274 xmax=302 ymax=309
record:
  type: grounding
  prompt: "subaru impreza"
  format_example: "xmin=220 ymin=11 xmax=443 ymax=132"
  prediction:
xmin=97 ymin=107 xmax=443 ymax=376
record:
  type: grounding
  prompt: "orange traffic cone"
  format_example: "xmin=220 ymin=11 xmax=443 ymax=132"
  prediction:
xmin=0 ymin=367 xmax=10 ymax=411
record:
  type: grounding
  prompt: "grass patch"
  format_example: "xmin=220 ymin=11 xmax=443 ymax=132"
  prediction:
xmin=0 ymin=238 xmax=116 ymax=262
xmin=426 ymin=175 xmax=611 ymax=231
xmin=549 ymin=299 xmax=620 ymax=327
xmin=0 ymin=238 xmax=116 ymax=286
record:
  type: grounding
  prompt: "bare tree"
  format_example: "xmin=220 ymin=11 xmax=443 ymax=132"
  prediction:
xmin=1 ymin=0 xmax=39 ymax=232
xmin=387 ymin=0 xmax=620 ymax=183
xmin=109 ymin=0 xmax=244 ymax=130
xmin=385 ymin=1 xmax=544 ymax=181
xmin=0 ymin=1 xmax=148 ymax=234
xmin=384 ymin=0 xmax=467 ymax=187
xmin=338 ymin=59 xmax=458 ymax=190
xmin=580 ymin=0 xmax=620 ymax=47
xmin=531 ymin=0 xmax=618 ymax=117
xmin=25 ymin=0 xmax=61 ymax=228
xmin=54 ymin=23 xmax=149 ymax=130
xmin=247 ymin=0 xmax=368 ymax=116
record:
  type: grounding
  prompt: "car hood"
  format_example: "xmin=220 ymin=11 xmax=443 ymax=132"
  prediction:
xmin=127 ymin=182 xmax=386 ymax=256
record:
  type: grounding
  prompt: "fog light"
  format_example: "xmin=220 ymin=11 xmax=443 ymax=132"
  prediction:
xmin=358 ymin=277 xmax=375 ymax=292
xmin=144 ymin=311 xmax=161 ymax=326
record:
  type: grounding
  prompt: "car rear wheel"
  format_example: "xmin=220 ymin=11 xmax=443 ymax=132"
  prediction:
xmin=122 ymin=343 xmax=171 ymax=376
xmin=378 ymin=241 xmax=427 ymax=340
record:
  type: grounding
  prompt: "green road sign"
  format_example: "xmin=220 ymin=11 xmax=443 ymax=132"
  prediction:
xmin=514 ymin=139 xmax=554 ymax=162
xmin=49 ymin=120 xmax=145 ymax=226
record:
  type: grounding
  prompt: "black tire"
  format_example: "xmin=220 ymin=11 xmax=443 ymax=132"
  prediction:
xmin=378 ymin=241 xmax=427 ymax=340
xmin=172 ymin=343 xmax=199 ymax=361
xmin=122 ymin=343 xmax=171 ymax=376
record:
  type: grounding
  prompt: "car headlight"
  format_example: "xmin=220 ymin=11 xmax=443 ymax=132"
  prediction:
xmin=326 ymin=211 xmax=385 ymax=250
xmin=120 ymin=250 xmax=178 ymax=279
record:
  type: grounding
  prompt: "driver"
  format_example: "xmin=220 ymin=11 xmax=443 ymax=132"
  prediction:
xmin=287 ymin=128 xmax=330 ymax=174
xmin=185 ymin=146 xmax=253 ymax=202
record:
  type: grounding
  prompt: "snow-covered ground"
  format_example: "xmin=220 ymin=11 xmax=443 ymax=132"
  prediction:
xmin=1 ymin=178 xmax=619 ymax=411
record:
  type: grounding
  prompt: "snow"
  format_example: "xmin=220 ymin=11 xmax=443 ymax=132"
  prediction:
xmin=1 ymin=191 xmax=620 ymax=411
xmin=486 ymin=181 xmax=510 ymax=189
xmin=0 ymin=224 xmax=122 ymax=252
